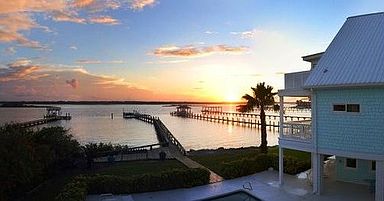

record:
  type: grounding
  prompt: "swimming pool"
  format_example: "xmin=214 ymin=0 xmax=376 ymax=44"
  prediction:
xmin=198 ymin=190 xmax=262 ymax=201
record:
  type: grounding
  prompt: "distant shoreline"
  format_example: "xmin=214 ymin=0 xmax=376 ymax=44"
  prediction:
xmin=0 ymin=101 xmax=245 ymax=107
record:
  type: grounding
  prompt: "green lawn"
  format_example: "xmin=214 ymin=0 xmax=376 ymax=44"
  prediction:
xmin=189 ymin=147 xmax=260 ymax=174
xmin=190 ymin=146 xmax=311 ymax=176
xmin=26 ymin=159 xmax=186 ymax=201
xmin=268 ymin=146 xmax=311 ymax=162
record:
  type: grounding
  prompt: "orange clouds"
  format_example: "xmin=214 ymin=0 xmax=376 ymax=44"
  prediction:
xmin=0 ymin=1 xmax=65 ymax=48
xmin=0 ymin=59 xmax=44 ymax=82
xmin=0 ymin=0 xmax=157 ymax=50
xmin=0 ymin=13 xmax=46 ymax=49
xmin=75 ymin=59 xmax=125 ymax=64
xmin=88 ymin=15 xmax=119 ymax=25
xmin=51 ymin=11 xmax=86 ymax=24
xmin=0 ymin=59 xmax=155 ymax=101
xmin=153 ymin=44 xmax=248 ymax=58
xmin=130 ymin=0 xmax=157 ymax=10
xmin=73 ymin=0 xmax=96 ymax=8
xmin=0 ymin=0 xmax=66 ymax=14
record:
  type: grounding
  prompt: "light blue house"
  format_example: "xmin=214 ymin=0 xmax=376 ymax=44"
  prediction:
xmin=278 ymin=12 xmax=384 ymax=201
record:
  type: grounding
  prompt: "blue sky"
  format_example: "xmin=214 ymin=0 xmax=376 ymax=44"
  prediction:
xmin=1 ymin=0 xmax=384 ymax=101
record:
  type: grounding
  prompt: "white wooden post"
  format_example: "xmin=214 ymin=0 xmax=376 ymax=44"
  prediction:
xmin=279 ymin=96 xmax=284 ymax=138
xmin=376 ymin=160 xmax=384 ymax=201
xmin=279 ymin=147 xmax=284 ymax=185
xmin=312 ymin=153 xmax=323 ymax=195
xmin=279 ymin=95 xmax=284 ymax=185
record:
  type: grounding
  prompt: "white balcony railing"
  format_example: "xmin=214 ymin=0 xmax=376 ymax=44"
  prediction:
xmin=284 ymin=71 xmax=311 ymax=90
xmin=282 ymin=120 xmax=312 ymax=141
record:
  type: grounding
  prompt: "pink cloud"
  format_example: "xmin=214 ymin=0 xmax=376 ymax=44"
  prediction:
xmin=130 ymin=0 xmax=157 ymax=10
xmin=75 ymin=59 xmax=125 ymax=64
xmin=51 ymin=11 xmax=86 ymax=24
xmin=0 ymin=59 xmax=160 ymax=101
xmin=74 ymin=0 xmax=120 ymax=12
xmin=0 ymin=0 xmax=66 ymax=14
xmin=153 ymin=44 xmax=248 ymax=58
xmin=88 ymin=15 xmax=119 ymax=25
xmin=66 ymin=78 xmax=79 ymax=88
xmin=0 ymin=59 xmax=45 ymax=82
xmin=0 ymin=13 xmax=46 ymax=49
xmin=73 ymin=0 xmax=96 ymax=8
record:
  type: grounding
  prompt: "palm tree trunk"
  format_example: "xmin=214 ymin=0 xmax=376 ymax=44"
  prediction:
xmin=260 ymin=107 xmax=268 ymax=153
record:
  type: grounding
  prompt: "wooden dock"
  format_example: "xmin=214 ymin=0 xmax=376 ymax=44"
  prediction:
xmin=122 ymin=111 xmax=223 ymax=182
xmin=14 ymin=115 xmax=71 ymax=128
xmin=123 ymin=112 xmax=186 ymax=155
xmin=170 ymin=111 xmax=311 ymax=130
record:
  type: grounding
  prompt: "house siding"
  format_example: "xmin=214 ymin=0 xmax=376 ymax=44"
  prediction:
xmin=335 ymin=156 xmax=375 ymax=184
xmin=315 ymin=88 xmax=384 ymax=155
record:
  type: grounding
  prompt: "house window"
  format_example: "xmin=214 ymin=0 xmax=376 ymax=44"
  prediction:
xmin=347 ymin=104 xmax=360 ymax=112
xmin=333 ymin=104 xmax=360 ymax=113
xmin=372 ymin=161 xmax=376 ymax=171
xmin=333 ymin=104 xmax=346 ymax=111
xmin=346 ymin=158 xmax=357 ymax=168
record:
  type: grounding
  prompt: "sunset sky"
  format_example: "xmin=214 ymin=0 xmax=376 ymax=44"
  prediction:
xmin=1 ymin=0 xmax=384 ymax=101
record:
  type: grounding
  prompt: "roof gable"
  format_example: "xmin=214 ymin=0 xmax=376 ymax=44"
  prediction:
xmin=304 ymin=12 xmax=384 ymax=88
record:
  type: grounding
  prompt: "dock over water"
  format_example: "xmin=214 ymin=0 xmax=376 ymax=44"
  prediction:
xmin=13 ymin=107 xmax=71 ymax=128
xmin=122 ymin=111 xmax=223 ymax=183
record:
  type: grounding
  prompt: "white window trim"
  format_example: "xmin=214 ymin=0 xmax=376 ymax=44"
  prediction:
xmin=332 ymin=103 xmax=361 ymax=115
xmin=332 ymin=103 xmax=346 ymax=112
xmin=370 ymin=160 xmax=376 ymax=172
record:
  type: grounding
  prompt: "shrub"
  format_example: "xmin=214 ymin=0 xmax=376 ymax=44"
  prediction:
xmin=55 ymin=168 xmax=210 ymax=201
xmin=55 ymin=176 xmax=88 ymax=201
xmin=269 ymin=154 xmax=311 ymax=175
xmin=0 ymin=125 xmax=82 ymax=200
xmin=87 ymin=168 xmax=210 ymax=194
xmin=220 ymin=154 xmax=271 ymax=179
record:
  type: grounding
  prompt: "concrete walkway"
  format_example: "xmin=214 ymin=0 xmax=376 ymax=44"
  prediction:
xmin=87 ymin=170 xmax=373 ymax=201
xmin=169 ymin=144 xmax=224 ymax=183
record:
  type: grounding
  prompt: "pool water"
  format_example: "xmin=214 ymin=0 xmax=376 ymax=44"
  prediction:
xmin=199 ymin=190 xmax=262 ymax=201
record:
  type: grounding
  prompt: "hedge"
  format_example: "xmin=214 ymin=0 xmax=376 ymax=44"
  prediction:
xmin=269 ymin=154 xmax=311 ymax=175
xmin=219 ymin=154 xmax=311 ymax=179
xmin=220 ymin=154 xmax=271 ymax=179
xmin=55 ymin=176 xmax=88 ymax=201
xmin=55 ymin=168 xmax=210 ymax=201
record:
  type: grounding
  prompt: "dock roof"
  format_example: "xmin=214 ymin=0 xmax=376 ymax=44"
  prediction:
xmin=304 ymin=12 xmax=384 ymax=88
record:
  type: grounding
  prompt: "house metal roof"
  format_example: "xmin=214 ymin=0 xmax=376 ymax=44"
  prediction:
xmin=304 ymin=12 xmax=384 ymax=88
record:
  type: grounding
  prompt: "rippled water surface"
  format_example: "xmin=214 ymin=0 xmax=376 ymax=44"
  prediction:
xmin=0 ymin=104 xmax=290 ymax=150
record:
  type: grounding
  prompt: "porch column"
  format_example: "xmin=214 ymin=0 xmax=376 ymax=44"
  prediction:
xmin=279 ymin=95 xmax=284 ymax=186
xmin=312 ymin=153 xmax=323 ymax=195
xmin=279 ymin=95 xmax=284 ymax=138
xmin=279 ymin=147 xmax=284 ymax=185
xmin=376 ymin=160 xmax=384 ymax=201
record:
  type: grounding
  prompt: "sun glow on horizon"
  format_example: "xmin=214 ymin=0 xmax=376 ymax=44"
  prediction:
xmin=224 ymin=90 xmax=240 ymax=102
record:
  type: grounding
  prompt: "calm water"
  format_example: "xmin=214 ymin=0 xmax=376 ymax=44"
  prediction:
xmin=0 ymin=104 xmax=284 ymax=150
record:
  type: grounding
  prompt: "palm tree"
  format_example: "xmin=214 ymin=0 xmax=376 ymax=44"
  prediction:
xmin=242 ymin=82 xmax=276 ymax=153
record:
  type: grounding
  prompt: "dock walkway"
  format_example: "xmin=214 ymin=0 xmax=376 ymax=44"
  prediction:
xmin=171 ymin=111 xmax=311 ymax=130
xmin=123 ymin=112 xmax=223 ymax=183
xmin=14 ymin=115 xmax=71 ymax=128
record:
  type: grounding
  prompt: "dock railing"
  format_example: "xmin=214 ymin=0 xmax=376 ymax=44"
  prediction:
xmin=124 ymin=112 xmax=187 ymax=156
xmin=154 ymin=119 xmax=186 ymax=155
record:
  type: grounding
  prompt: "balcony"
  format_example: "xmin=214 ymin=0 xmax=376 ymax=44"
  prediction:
xmin=284 ymin=70 xmax=310 ymax=90
xmin=279 ymin=71 xmax=311 ymax=97
xmin=282 ymin=120 xmax=312 ymax=142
